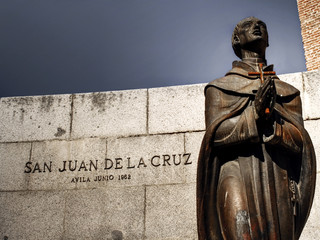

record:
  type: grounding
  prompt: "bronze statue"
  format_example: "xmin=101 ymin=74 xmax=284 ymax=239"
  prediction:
xmin=197 ymin=17 xmax=316 ymax=240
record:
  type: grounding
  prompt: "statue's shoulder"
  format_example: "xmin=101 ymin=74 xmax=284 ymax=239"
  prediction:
xmin=205 ymin=75 xmax=235 ymax=93
xmin=205 ymin=73 xmax=258 ymax=95
xmin=205 ymin=61 xmax=260 ymax=94
xmin=205 ymin=66 xmax=300 ymax=98
xmin=206 ymin=75 xmax=231 ymax=88
xmin=274 ymin=79 xmax=300 ymax=97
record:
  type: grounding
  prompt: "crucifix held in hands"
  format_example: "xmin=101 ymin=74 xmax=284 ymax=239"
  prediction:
xmin=248 ymin=63 xmax=276 ymax=115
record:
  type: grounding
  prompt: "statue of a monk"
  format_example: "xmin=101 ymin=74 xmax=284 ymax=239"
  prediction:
xmin=196 ymin=17 xmax=316 ymax=240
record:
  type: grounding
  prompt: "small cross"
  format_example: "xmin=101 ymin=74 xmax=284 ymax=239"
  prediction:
xmin=248 ymin=63 xmax=276 ymax=84
xmin=248 ymin=63 xmax=276 ymax=115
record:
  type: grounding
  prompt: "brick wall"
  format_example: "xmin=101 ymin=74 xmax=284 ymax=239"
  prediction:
xmin=297 ymin=0 xmax=320 ymax=71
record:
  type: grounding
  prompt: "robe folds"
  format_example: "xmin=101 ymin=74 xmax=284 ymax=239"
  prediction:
xmin=196 ymin=61 xmax=316 ymax=240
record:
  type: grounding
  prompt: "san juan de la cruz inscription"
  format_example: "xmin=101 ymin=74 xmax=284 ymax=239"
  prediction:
xmin=24 ymin=153 xmax=192 ymax=183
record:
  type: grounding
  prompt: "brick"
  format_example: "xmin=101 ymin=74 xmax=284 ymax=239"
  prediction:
xmin=0 ymin=94 xmax=71 ymax=142
xmin=72 ymin=90 xmax=147 ymax=138
xmin=297 ymin=0 xmax=320 ymax=71
xmin=148 ymin=84 xmax=206 ymax=134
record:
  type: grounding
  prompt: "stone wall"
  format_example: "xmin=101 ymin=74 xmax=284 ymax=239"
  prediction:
xmin=0 ymin=70 xmax=319 ymax=239
xmin=297 ymin=0 xmax=320 ymax=71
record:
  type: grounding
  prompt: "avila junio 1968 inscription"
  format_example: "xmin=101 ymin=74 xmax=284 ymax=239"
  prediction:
xmin=24 ymin=153 xmax=192 ymax=174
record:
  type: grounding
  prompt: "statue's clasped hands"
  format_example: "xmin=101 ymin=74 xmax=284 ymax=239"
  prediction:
xmin=254 ymin=77 xmax=276 ymax=120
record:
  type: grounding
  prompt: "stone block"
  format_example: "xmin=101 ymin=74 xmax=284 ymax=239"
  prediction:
xmin=278 ymin=72 xmax=306 ymax=119
xmin=185 ymin=131 xmax=205 ymax=183
xmin=27 ymin=138 xmax=107 ymax=191
xmin=278 ymin=72 xmax=303 ymax=93
xmin=304 ymin=120 xmax=320 ymax=172
xmin=0 ymin=191 xmax=65 ymax=240
xmin=0 ymin=94 xmax=71 ymax=142
xmin=105 ymin=134 xmax=192 ymax=187
xmin=71 ymin=90 xmax=147 ymax=139
xmin=0 ymin=142 xmax=31 ymax=191
xmin=23 ymin=134 xmax=197 ymax=190
xmin=145 ymin=183 xmax=197 ymax=239
xmin=303 ymin=70 xmax=320 ymax=119
xmin=148 ymin=84 xmax=206 ymax=134
xmin=300 ymin=119 xmax=320 ymax=239
xmin=300 ymin=227 xmax=320 ymax=240
xmin=300 ymin=173 xmax=320 ymax=240
xmin=63 ymin=186 xmax=145 ymax=240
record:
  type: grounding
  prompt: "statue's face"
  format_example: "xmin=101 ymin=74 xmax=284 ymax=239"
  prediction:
xmin=237 ymin=18 xmax=268 ymax=48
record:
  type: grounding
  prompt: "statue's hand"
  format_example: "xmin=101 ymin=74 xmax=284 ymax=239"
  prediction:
xmin=255 ymin=77 xmax=276 ymax=120
xmin=266 ymin=77 xmax=276 ymax=117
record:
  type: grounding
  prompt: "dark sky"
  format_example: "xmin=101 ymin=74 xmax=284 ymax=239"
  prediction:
xmin=0 ymin=0 xmax=305 ymax=97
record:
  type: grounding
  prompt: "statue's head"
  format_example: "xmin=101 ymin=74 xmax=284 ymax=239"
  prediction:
xmin=232 ymin=17 xmax=269 ymax=59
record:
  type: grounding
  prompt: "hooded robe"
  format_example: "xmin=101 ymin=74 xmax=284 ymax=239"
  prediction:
xmin=196 ymin=61 xmax=316 ymax=240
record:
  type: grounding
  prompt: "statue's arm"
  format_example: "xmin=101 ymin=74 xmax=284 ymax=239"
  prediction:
xmin=263 ymin=95 xmax=303 ymax=153
xmin=205 ymin=86 xmax=259 ymax=147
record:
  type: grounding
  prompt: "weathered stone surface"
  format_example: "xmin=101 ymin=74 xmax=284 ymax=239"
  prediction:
xmin=28 ymin=138 xmax=107 ymax=191
xmin=24 ymin=134 xmax=197 ymax=190
xmin=300 ymin=173 xmax=320 ymax=240
xmin=278 ymin=72 xmax=303 ymax=93
xmin=278 ymin=72 xmax=306 ymax=119
xmin=148 ymin=84 xmax=205 ymax=134
xmin=303 ymin=70 xmax=320 ymax=119
xmin=0 ymin=142 xmax=31 ymax=191
xmin=305 ymin=120 xmax=320 ymax=172
xmin=0 ymin=70 xmax=319 ymax=240
xmin=145 ymin=183 xmax=197 ymax=239
xmin=300 ymin=227 xmax=320 ymax=240
xmin=64 ymin=186 xmax=145 ymax=240
xmin=185 ymin=131 xmax=205 ymax=183
xmin=0 ymin=191 xmax=65 ymax=240
xmin=105 ymin=134 xmax=193 ymax=187
xmin=0 ymin=95 xmax=71 ymax=142
xmin=71 ymin=90 xmax=147 ymax=138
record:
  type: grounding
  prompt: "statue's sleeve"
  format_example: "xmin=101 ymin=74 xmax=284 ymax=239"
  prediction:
xmin=264 ymin=94 xmax=303 ymax=153
xmin=205 ymin=86 xmax=259 ymax=147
